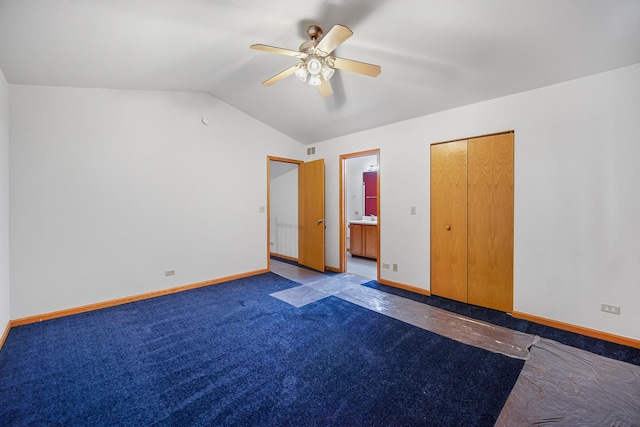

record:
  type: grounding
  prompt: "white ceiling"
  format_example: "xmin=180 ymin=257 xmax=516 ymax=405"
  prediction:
xmin=1 ymin=0 xmax=639 ymax=144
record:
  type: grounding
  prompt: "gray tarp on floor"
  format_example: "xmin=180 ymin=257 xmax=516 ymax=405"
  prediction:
xmin=496 ymin=338 xmax=640 ymax=426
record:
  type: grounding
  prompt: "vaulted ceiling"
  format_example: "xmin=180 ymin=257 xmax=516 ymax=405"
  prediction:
xmin=1 ymin=0 xmax=639 ymax=144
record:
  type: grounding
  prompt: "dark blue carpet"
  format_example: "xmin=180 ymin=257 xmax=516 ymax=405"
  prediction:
xmin=0 ymin=272 xmax=524 ymax=426
xmin=362 ymin=281 xmax=640 ymax=366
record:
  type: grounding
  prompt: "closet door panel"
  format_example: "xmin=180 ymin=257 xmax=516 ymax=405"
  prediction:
xmin=467 ymin=133 xmax=514 ymax=312
xmin=430 ymin=140 xmax=468 ymax=302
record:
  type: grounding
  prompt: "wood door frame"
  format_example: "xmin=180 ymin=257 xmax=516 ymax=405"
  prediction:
xmin=266 ymin=156 xmax=303 ymax=271
xmin=339 ymin=149 xmax=381 ymax=277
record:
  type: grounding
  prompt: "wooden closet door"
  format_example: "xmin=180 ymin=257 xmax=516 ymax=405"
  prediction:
xmin=430 ymin=140 xmax=468 ymax=302
xmin=467 ymin=133 xmax=514 ymax=312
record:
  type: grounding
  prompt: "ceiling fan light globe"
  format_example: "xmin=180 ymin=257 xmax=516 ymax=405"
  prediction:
xmin=295 ymin=67 xmax=309 ymax=82
xmin=321 ymin=64 xmax=335 ymax=81
xmin=308 ymin=74 xmax=322 ymax=86
xmin=306 ymin=58 xmax=322 ymax=75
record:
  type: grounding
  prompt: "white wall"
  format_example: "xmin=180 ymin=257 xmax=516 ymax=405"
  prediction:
xmin=7 ymin=64 xmax=639 ymax=341
xmin=0 ymin=69 xmax=10 ymax=330
xmin=269 ymin=161 xmax=298 ymax=258
xmin=9 ymin=85 xmax=304 ymax=319
xmin=319 ymin=63 xmax=640 ymax=341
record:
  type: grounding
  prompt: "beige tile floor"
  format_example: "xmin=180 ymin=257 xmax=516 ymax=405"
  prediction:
xmin=346 ymin=253 xmax=377 ymax=279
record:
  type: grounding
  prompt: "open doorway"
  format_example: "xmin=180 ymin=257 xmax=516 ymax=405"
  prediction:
xmin=268 ymin=158 xmax=300 ymax=264
xmin=267 ymin=156 xmax=326 ymax=272
xmin=340 ymin=150 xmax=380 ymax=280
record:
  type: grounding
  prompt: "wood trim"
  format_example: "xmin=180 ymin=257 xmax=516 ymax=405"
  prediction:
xmin=267 ymin=156 xmax=303 ymax=165
xmin=512 ymin=311 xmax=640 ymax=349
xmin=431 ymin=130 xmax=515 ymax=147
xmin=267 ymin=157 xmax=272 ymax=271
xmin=376 ymin=163 xmax=381 ymax=281
xmin=378 ymin=278 xmax=431 ymax=296
xmin=339 ymin=155 xmax=345 ymax=272
xmin=0 ymin=321 xmax=10 ymax=351
xmin=341 ymin=149 xmax=380 ymax=159
xmin=10 ymin=268 xmax=269 ymax=328
xmin=267 ymin=156 xmax=303 ymax=272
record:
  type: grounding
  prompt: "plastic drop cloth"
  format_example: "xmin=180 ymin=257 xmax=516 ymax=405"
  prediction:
xmin=271 ymin=272 xmax=538 ymax=360
xmin=270 ymin=273 xmax=370 ymax=307
xmin=337 ymin=285 xmax=537 ymax=360
xmin=496 ymin=338 xmax=640 ymax=426
xmin=271 ymin=268 xmax=640 ymax=423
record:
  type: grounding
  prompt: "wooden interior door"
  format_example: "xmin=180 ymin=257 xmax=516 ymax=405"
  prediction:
xmin=467 ymin=133 xmax=514 ymax=312
xmin=430 ymin=140 xmax=468 ymax=302
xmin=298 ymin=159 xmax=325 ymax=272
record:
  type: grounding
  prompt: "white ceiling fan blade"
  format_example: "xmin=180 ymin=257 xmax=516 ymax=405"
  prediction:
xmin=332 ymin=57 xmax=381 ymax=77
xmin=261 ymin=64 xmax=299 ymax=86
xmin=316 ymin=25 xmax=352 ymax=55
xmin=250 ymin=44 xmax=307 ymax=59
xmin=318 ymin=77 xmax=333 ymax=97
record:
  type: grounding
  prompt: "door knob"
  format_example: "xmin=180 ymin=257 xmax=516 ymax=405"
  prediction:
xmin=445 ymin=225 xmax=451 ymax=230
xmin=317 ymin=219 xmax=325 ymax=224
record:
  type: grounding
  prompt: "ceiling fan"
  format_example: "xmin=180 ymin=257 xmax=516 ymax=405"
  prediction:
xmin=250 ymin=24 xmax=381 ymax=97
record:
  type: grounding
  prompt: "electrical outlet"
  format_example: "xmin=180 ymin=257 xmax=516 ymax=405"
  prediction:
xmin=393 ymin=263 xmax=398 ymax=272
xmin=382 ymin=263 xmax=390 ymax=269
xmin=600 ymin=304 xmax=620 ymax=315
xmin=165 ymin=269 xmax=175 ymax=277
xmin=259 ymin=206 xmax=266 ymax=213
xmin=410 ymin=206 xmax=416 ymax=215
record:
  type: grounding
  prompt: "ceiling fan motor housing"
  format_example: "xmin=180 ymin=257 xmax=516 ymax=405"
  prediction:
xmin=306 ymin=25 xmax=323 ymax=40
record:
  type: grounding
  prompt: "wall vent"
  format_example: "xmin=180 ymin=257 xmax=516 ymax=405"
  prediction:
xmin=307 ymin=147 xmax=316 ymax=156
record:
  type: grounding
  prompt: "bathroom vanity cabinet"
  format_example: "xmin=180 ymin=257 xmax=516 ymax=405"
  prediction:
xmin=349 ymin=222 xmax=378 ymax=259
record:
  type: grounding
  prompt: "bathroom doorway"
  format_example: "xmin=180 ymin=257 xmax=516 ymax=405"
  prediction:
xmin=340 ymin=149 xmax=380 ymax=280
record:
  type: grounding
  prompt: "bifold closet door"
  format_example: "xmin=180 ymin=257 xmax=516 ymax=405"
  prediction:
xmin=430 ymin=140 xmax=468 ymax=302
xmin=430 ymin=132 xmax=514 ymax=313
xmin=467 ymin=133 xmax=514 ymax=312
